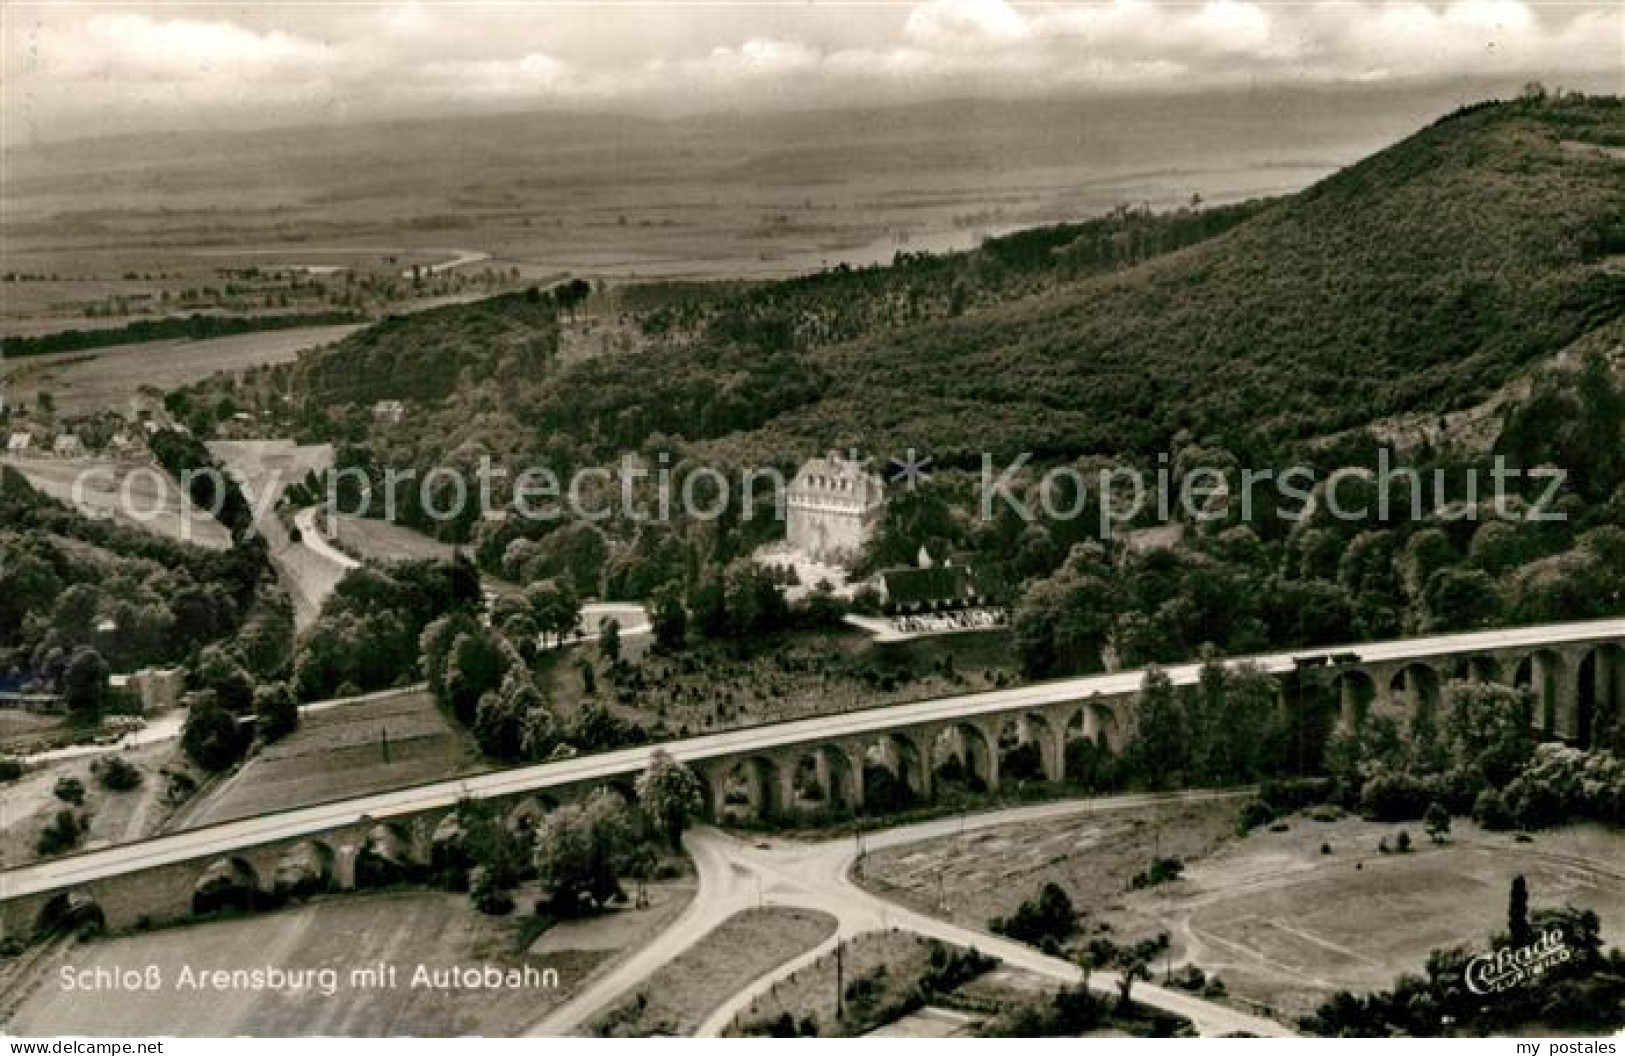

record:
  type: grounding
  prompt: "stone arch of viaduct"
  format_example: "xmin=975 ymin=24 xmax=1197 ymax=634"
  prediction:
xmin=694 ymin=695 xmax=1130 ymax=823
xmin=1331 ymin=640 xmax=1623 ymax=745
xmin=5 ymin=628 xmax=1621 ymax=942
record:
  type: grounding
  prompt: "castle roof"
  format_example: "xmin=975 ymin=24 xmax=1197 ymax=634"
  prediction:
xmin=791 ymin=452 xmax=885 ymax=505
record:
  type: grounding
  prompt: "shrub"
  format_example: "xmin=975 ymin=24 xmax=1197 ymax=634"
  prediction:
xmin=991 ymin=882 xmax=1076 ymax=948
xmin=1260 ymin=777 xmax=1334 ymax=811
xmin=94 ymin=756 xmax=142 ymax=791
xmin=164 ymin=769 xmax=198 ymax=805
xmin=1169 ymin=964 xmax=1207 ymax=991
xmin=1238 ymin=799 xmax=1276 ymax=832
xmin=1359 ymin=771 xmax=1431 ymax=821
xmin=0 ymin=758 xmax=23 ymax=783
xmin=920 ymin=943 xmax=998 ymax=995
xmin=36 ymin=810 xmax=82 ymax=857
xmin=1131 ymin=857 xmax=1184 ymax=889
xmin=1472 ymin=787 xmax=1513 ymax=830
xmin=53 ymin=776 xmax=86 ymax=805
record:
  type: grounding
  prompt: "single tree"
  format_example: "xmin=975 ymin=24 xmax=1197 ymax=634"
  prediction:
xmin=1424 ymin=801 xmax=1451 ymax=844
xmin=599 ymin=618 xmax=622 ymax=665
xmin=635 ymin=749 xmax=705 ymax=848
xmin=1115 ymin=951 xmax=1151 ymax=1009
xmin=182 ymin=693 xmax=248 ymax=772
xmin=526 ymin=578 xmax=581 ymax=649
xmin=1508 ymin=874 xmax=1531 ymax=946
xmin=533 ymin=788 xmax=633 ymax=914
xmin=253 ymin=681 xmax=299 ymax=743
xmin=62 ymin=646 xmax=109 ymax=720
xmin=1130 ymin=666 xmax=1187 ymax=787
xmin=650 ymin=583 xmax=688 ymax=651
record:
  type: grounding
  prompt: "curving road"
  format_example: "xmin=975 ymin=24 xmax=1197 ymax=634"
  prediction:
xmin=291 ymin=506 xmax=361 ymax=572
xmin=528 ymin=790 xmax=1291 ymax=1038
xmin=3 ymin=617 xmax=1622 ymax=904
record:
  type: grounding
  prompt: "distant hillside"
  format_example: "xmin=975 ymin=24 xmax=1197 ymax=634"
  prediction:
xmin=748 ymin=93 xmax=1624 ymax=465
xmin=274 ymin=94 xmax=1624 ymax=475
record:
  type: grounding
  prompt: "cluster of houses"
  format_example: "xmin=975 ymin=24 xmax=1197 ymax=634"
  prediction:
xmin=0 ymin=666 xmax=183 ymax=716
xmin=4 ymin=423 xmax=153 ymax=463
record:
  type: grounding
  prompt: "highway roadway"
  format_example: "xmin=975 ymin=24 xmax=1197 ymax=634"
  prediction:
xmin=4 ymin=617 xmax=1623 ymax=903
xmin=527 ymin=791 xmax=1291 ymax=1038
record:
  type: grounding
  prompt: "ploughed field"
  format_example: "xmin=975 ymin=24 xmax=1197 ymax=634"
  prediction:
xmin=0 ymin=886 xmax=692 ymax=1036
xmin=6 ymin=457 xmax=231 ymax=551
xmin=176 ymin=691 xmax=486 ymax=829
xmin=0 ymin=326 xmax=359 ymax=419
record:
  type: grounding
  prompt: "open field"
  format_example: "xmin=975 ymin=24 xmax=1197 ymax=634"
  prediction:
xmin=0 ymin=888 xmax=688 ymax=1036
xmin=0 ymin=741 xmax=191 ymax=871
xmin=332 ymin=515 xmax=463 ymax=565
xmin=3 ymin=84 xmax=1502 ymax=338
xmin=1 ymin=326 xmax=358 ymax=419
xmin=207 ymin=441 xmax=344 ymax=629
xmin=0 ymin=712 xmax=64 ymax=754
xmin=176 ymin=691 xmax=486 ymax=829
xmin=591 ymin=907 xmax=837 ymax=1037
xmin=855 ymin=796 xmax=1243 ymax=934
xmin=545 ymin=627 xmax=1018 ymax=739
xmin=858 ymin=798 xmax=1625 ymax=1026
xmin=866 ymin=1006 xmax=982 ymax=1038
xmin=4 ymin=456 xmax=231 ymax=550
xmin=725 ymin=929 xmax=992 ymax=1038
xmin=1118 ymin=817 xmax=1625 ymax=1022
xmin=207 ymin=440 xmax=335 ymax=509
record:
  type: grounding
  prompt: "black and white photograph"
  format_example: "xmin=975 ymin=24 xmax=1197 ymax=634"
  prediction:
xmin=0 ymin=0 xmax=1622 ymax=1043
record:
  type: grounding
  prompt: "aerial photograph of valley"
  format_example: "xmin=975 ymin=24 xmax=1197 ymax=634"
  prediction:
xmin=1 ymin=0 xmax=1622 ymax=1043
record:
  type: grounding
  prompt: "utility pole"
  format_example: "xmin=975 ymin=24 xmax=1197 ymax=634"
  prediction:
xmin=381 ymin=727 xmax=391 ymax=764
xmin=835 ymin=938 xmax=845 ymax=1022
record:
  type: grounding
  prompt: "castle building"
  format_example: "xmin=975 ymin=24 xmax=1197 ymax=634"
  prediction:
xmin=785 ymin=452 xmax=886 ymax=566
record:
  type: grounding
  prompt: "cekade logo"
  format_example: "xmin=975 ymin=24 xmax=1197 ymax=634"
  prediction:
xmin=1465 ymin=929 xmax=1572 ymax=995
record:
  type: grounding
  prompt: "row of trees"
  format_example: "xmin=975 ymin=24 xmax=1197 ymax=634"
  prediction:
xmin=435 ymin=750 xmax=705 ymax=918
xmin=1 ymin=467 xmax=269 ymax=679
xmin=1126 ymin=658 xmax=1335 ymax=790
xmin=180 ymin=641 xmax=300 ymax=772
xmin=292 ymin=557 xmax=481 ymax=702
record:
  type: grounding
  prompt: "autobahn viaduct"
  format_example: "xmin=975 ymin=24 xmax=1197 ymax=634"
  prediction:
xmin=2 ymin=618 xmax=1621 ymax=941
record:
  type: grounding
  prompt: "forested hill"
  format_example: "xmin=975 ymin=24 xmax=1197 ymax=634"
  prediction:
xmin=291 ymin=290 xmax=559 ymax=415
xmin=751 ymin=93 xmax=1624 ymax=466
xmin=276 ymin=94 xmax=1623 ymax=473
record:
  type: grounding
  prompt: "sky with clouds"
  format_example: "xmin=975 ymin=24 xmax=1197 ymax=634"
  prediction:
xmin=3 ymin=1 xmax=1620 ymax=143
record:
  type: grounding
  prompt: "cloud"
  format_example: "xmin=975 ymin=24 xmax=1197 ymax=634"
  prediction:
xmin=906 ymin=0 xmax=1032 ymax=47
xmin=5 ymin=1 xmax=1620 ymax=142
xmin=45 ymin=13 xmax=321 ymax=80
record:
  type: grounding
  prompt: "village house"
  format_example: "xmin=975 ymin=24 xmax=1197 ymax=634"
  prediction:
xmin=109 ymin=667 xmax=185 ymax=715
xmin=876 ymin=548 xmax=1007 ymax=615
xmin=107 ymin=431 xmax=146 ymax=461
